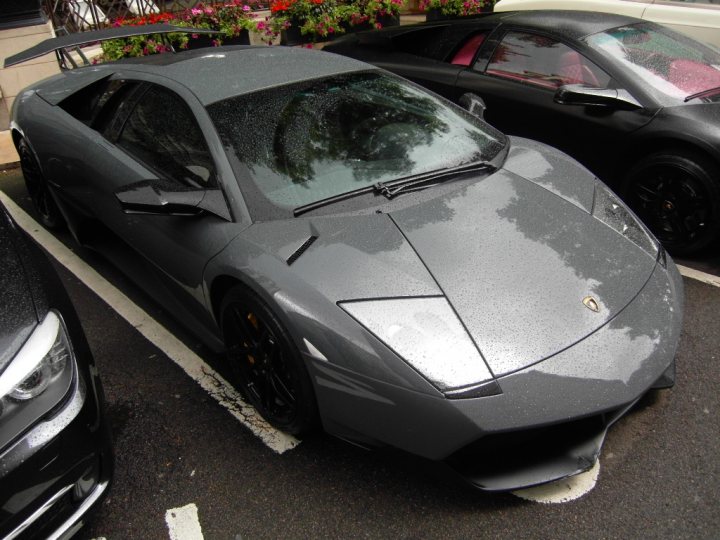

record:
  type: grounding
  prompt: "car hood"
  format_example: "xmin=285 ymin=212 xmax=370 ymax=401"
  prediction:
xmin=390 ymin=167 xmax=658 ymax=377
xmin=0 ymin=209 xmax=39 ymax=373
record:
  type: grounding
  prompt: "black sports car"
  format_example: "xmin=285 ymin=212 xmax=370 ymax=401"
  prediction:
xmin=326 ymin=10 xmax=720 ymax=254
xmin=0 ymin=200 xmax=112 ymax=539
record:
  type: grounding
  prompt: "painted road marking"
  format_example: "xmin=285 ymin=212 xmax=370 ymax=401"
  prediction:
xmin=512 ymin=460 xmax=600 ymax=504
xmin=677 ymin=264 xmax=720 ymax=288
xmin=166 ymin=504 xmax=205 ymax=540
xmin=0 ymin=192 xmax=298 ymax=454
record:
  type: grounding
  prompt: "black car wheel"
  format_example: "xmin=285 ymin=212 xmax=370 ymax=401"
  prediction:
xmin=220 ymin=285 xmax=318 ymax=435
xmin=17 ymin=138 xmax=64 ymax=230
xmin=624 ymin=150 xmax=720 ymax=255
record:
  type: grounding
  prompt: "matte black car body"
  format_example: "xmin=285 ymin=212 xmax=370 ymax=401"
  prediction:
xmin=325 ymin=10 xmax=720 ymax=254
xmin=0 ymin=202 xmax=112 ymax=539
xmin=8 ymin=39 xmax=682 ymax=491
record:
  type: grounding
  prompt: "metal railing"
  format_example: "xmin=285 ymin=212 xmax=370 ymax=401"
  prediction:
xmin=44 ymin=0 xmax=201 ymax=32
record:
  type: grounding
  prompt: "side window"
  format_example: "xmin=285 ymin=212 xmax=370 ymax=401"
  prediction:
xmin=93 ymin=80 xmax=146 ymax=138
xmin=486 ymin=31 xmax=611 ymax=89
xmin=59 ymin=78 xmax=140 ymax=128
xmin=116 ymin=86 xmax=217 ymax=189
xmin=450 ymin=32 xmax=488 ymax=67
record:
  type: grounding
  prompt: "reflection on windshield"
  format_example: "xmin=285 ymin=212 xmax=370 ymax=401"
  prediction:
xmin=208 ymin=72 xmax=505 ymax=209
xmin=585 ymin=23 xmax=720 ymax=103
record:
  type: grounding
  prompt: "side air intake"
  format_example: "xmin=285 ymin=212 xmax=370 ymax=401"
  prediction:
xmin=286 ymin=236 xmax=318 ymax=266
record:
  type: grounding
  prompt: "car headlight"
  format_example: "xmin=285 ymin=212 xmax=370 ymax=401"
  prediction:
xmin=339 ymin=297 xmax=497 ymax=397
xmin=593 ymin=181 xmax=658 ymax=256
xmin=0 ymin=311 xmax=75 ymax=448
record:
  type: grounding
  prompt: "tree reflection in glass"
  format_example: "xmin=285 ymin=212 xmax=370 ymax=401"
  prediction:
xmin=209 ymin=72 xmax=504 ymax=209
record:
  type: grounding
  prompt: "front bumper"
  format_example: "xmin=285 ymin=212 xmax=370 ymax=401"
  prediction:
xmin=312 ymin=259 xmax=683 ymax=490
xmin=0 ymin=360 xmax=112 ymax=539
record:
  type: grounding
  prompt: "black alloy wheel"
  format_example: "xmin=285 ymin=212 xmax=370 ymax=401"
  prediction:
xmin=624 ymin=150 xmax=720 ymax=255
xmin=17 ymin=138 xmax=64 ymax=230
xmin=220 ymin=285 xmax=318 ymax=435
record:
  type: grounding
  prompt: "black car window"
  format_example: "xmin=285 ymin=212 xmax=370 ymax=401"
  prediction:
xmin=116 ymin=85 xmax=217 ymax=189
xmin=392 ymin=25 xmax=452 ymax=60
xmin=486 ymin=31 xmax=611 ymax=90
xmin=58 ymin=76 xmax=113 ymax=126
xmin=93 ymin=80 xmax=148 ymax=140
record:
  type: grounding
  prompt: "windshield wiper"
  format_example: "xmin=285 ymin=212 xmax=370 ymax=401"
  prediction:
xmin=293 ymin=160 xmax=495 ymax=217
xmin=373 ymin=161 xmax=496 ymax=200
xmin=684 ymin=85 xmax=720 ymax=102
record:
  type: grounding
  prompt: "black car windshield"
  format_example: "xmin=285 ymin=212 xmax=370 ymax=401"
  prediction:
xmin=585 ymin=23 xmax=720 ymax=104
xmin=208 ymin=71 xmax=505 ymax=213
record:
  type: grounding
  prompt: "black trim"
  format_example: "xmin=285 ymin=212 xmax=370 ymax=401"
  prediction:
xmin=286 ymin=236 xmax=318 ymax=266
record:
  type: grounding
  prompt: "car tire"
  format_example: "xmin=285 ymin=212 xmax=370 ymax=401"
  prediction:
xmin=17 ymin=138 xmax=65 ymax=230
xmin=220 ymin=285 xmax=318 ymax=435
xmin=623 ymin=149 xmax=720 ymax=255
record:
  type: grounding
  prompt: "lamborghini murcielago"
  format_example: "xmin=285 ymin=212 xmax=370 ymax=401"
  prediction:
xmin=6 ymin=26 xmax=683 ymax=491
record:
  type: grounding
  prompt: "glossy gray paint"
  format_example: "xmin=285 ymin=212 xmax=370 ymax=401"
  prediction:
xmin=10 ymin=47 xmax=683 ymax=489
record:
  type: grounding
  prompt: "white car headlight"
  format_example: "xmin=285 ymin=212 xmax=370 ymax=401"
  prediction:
xmin=593 ymin=181 xmax=658 ymax=256
xmin=0 ymin=311 xmax=75 ymax=445
xmin=340 ymin=297 xmax=495 ymax=395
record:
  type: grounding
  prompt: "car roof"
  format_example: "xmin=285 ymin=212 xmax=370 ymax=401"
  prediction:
xmin=113 ymin=45 xmax=373 ymax=105
xmin=414 ymin=10 xmax=642 ymax=40
xmin=499 ymin=9 xmax=643 ymax=39
xmin=33 ymin=45 xmax=374 ymax=107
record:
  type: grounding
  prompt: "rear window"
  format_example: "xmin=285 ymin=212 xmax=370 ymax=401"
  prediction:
xmin=392 ymin=26 xmax=452 ymax=60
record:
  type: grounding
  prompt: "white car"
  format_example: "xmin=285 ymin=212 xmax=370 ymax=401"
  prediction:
xmin=494 ymin=0 xmax=720 ymax=47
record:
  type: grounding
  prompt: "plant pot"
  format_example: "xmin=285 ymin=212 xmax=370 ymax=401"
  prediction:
xmin=376 ymin=13 xmax=400 ymax=28
xmin=224 ymin=32 xmax=251 ymax=46
xmin=186 ymin=30 xmax=250 ymax=49
xmin=342 ymin=19 xmax=372 ymax=33
xmin=343 ymin=13 xmax=400 ymax=33
xmin=425 ymin=7 xmax=443 ymax=21
xmin=280 ymin=24 xmax=313 ymax=45
xmin=425 ymin=6 xmax=491 ymax=21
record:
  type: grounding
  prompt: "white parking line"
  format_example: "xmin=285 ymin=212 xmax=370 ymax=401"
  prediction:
xmin=677 ymin=264 xmax=720 ymax=288
xmin=0 ymin=192 xmax=299 ymax=454
xmin=512 ymin=460 xmax=600 ymax=504
xmin=165 ymin=504 xmax=205 ymax=540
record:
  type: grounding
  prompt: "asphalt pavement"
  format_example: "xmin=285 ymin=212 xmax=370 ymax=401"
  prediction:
xmin=1 ymin=168 xmax=719 ymax=539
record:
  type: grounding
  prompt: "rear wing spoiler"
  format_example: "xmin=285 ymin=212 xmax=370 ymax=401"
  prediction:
xmin=3 ymin=24 xmax=217 ymax=69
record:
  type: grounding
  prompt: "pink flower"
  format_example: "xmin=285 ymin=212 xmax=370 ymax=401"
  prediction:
xmin=191 ymin=7 xmax=203 ymax=14
xmin=242 ymin=4 xmax=250 ymax=10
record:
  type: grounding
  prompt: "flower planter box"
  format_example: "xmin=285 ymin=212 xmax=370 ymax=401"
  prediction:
xmin=280 ymin=24 xmax=314 ymax=45
xmin=376 ymin=13 xmax=400 ymax=28
xmin=425 ymin=7 xmax=492 ymax=21
xmin=344 ymin=13 xmax=400 ymax=33
xmin=186 ymin=30 xmax=251 ymax=49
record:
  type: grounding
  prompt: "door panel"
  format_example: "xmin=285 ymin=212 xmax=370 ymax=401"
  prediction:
xmin=71 ymin=82 xmax=243 ymax=333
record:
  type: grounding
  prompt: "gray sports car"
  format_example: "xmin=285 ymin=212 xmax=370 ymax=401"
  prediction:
xmin=7 ymin=26 xmax=683 ymax=491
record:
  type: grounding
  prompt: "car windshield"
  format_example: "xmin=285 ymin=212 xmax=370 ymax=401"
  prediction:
xmin=208 ymin=71 xmax=506 ymax=212
xmin=585 ymin=23 xmax=720 ymax=104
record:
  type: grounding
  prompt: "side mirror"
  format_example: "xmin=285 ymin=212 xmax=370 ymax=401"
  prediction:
xmin=115 ymin=180 xmax=231 ymax=221
xmin=554 ymin=84 xmax=642 ymax=110
xmin=459 ymin=93 xmax=487 ymax=119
